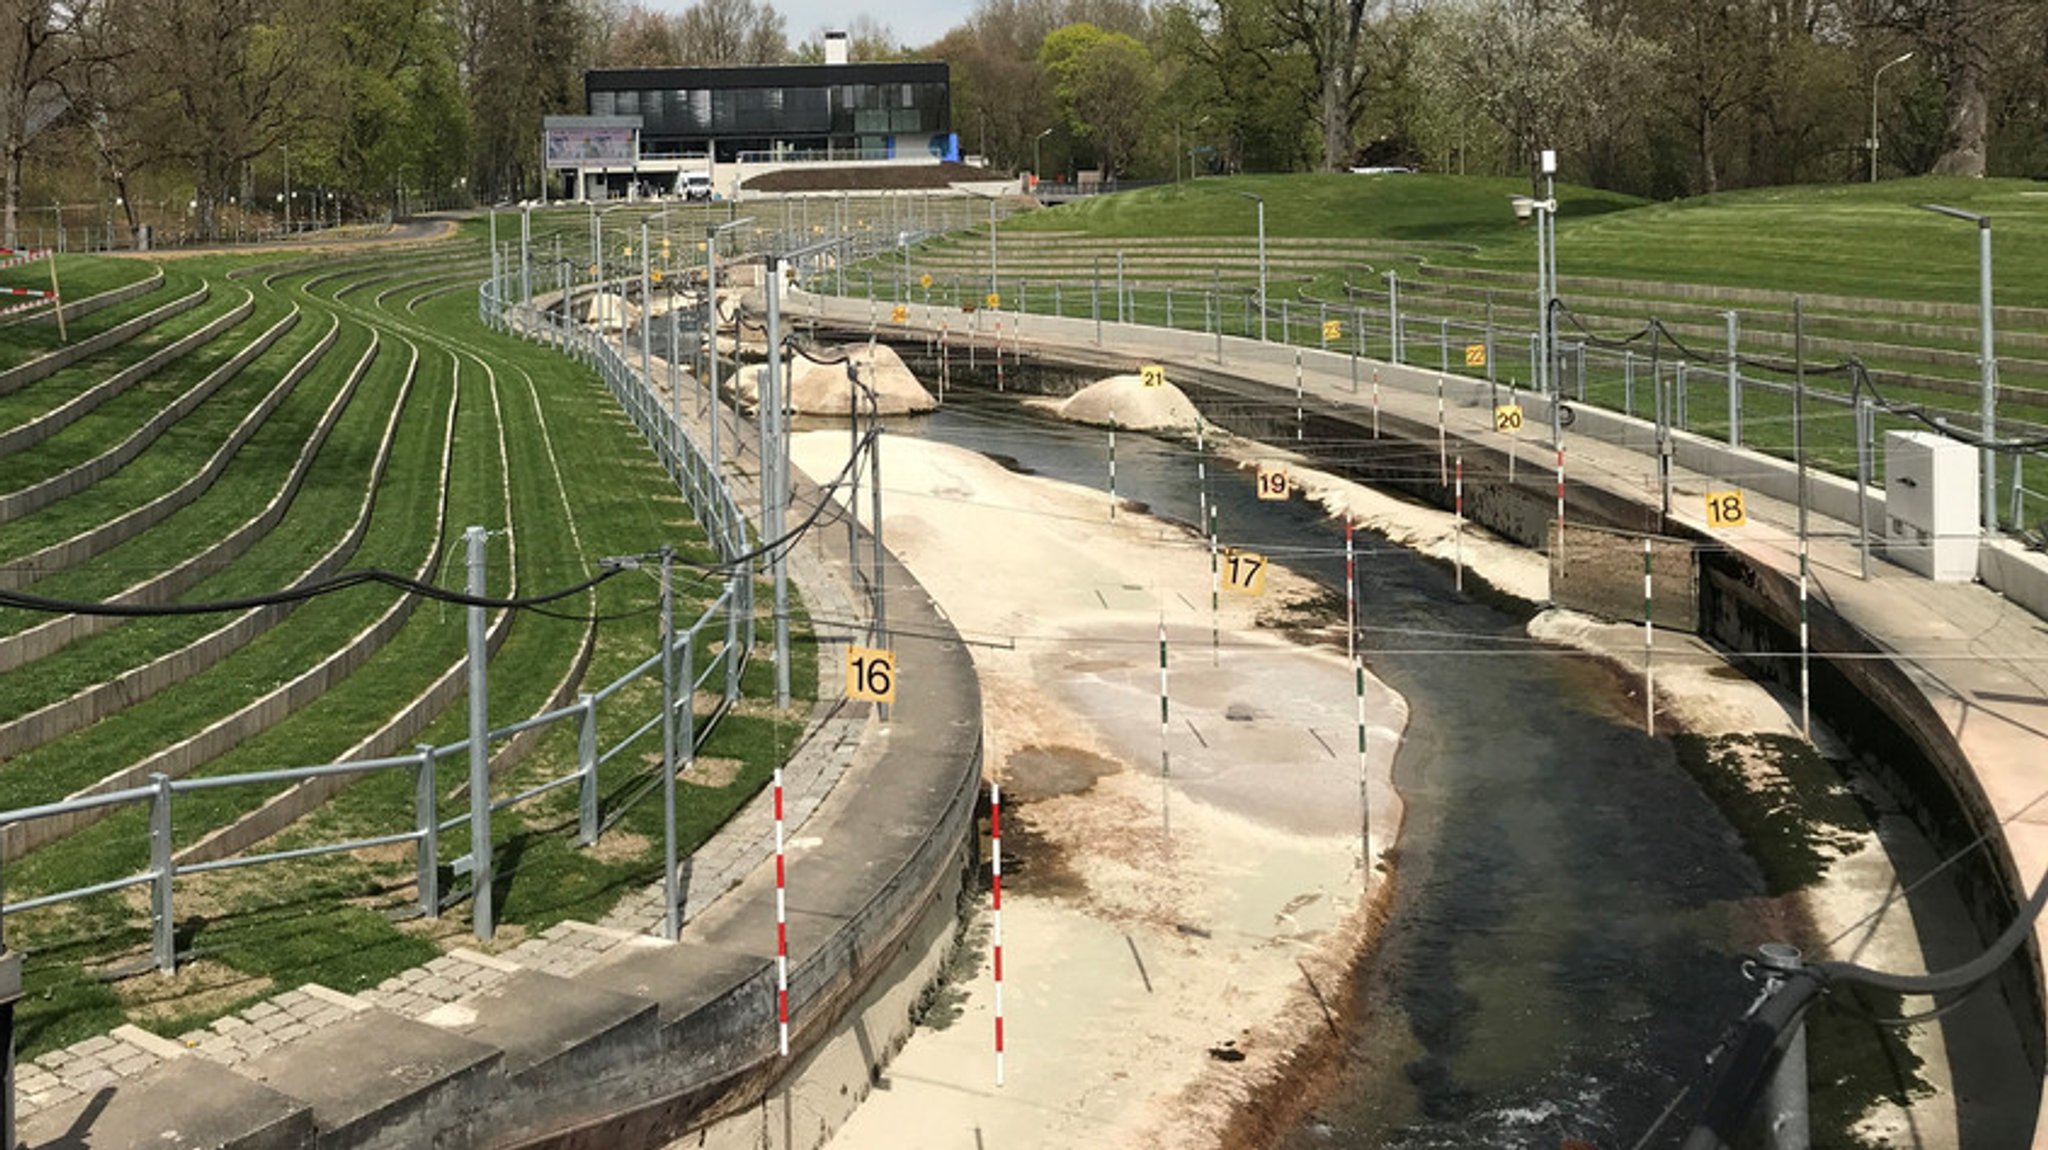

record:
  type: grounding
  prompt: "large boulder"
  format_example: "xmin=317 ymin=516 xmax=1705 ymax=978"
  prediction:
xmin=1043 ymin=373 xmax=1201 ymax=431
xmin=733 ymin=343 xmax=936 ymax=415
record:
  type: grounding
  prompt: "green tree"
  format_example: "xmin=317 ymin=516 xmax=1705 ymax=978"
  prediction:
xmin=1038 ymin=22 xmax=1154 ymax=179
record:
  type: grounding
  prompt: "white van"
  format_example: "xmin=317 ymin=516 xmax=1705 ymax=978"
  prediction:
xmin=682 ymin=173 xmax=713 ymax=202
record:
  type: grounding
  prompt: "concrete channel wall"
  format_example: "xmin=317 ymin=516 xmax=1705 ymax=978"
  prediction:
xmin=800 ymin=293 xmax=2048 ymax=1115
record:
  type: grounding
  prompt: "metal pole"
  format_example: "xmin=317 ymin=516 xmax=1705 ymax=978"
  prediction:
xmin=660 ymin=547 xmax=680 ymax=940
xmin=1720 ymin=313 xmax=1739 ymax=446
xmin=1758 ymin=942 xmax=1811 ymax=1149
xmin=1857 ymin=392 xmax=1873 ymax=581
xmin=1385 ymin=270 xmax=1400 ymax=363
xmin=766 ymin=256 xmax=791 ymax=710
xmin=1257 ymin=200 xmax=1267 ymax=342
xmin=1795 ymin=299 xmax=1811 ymax=740
xmin=1977 ymin=216 xmax=1997 ymax=533
xmin=465 ymin=525 xmax=493 ymax=941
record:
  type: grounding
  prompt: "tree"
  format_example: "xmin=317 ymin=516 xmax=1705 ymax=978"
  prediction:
xmin=1264 ymin=0 xmax=1377 ymax=169
xmin=1877 ymin=0 xmax=2033 ymax=176
xmin=1038 ymin=22 xmax=1155 ymax=179
xmin=1420 ymin=0 xmax=1658 ymax=188
xmin=1 ymin=0 xmax=97 ymax=247
xmin=105 ymin=0 xmax=328 ymax=239
xmin=462 ymin=0 xmax=585 ymax=200
xmin=1156 ymin=0 xmax=1317 ymax=172
xmin=605 ymin=3 xmax=680 ymax=65
xmin=674 ymin=0 xmax=784 ymax=64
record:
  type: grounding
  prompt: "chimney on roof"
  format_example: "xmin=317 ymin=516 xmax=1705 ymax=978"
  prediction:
xmin=825 ymin=30 xmax=849 ymax=65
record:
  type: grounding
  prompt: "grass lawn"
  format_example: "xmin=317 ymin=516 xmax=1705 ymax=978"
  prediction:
xmin=1004 ymin=173 xmax=2048 ymax=310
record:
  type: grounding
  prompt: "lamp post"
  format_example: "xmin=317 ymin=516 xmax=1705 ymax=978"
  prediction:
xmin=1033 ymin=127 xmax=1053 ymax=180
xmin=1870 ymin=51 xmax=1915 ymax=183
xmin=1233 ymin=191 xmax=1266 ymax=342
xmin=1921 ymin=203 xmax=1999 ymax=533
xmin=282 ymin=144 xmax=291 ymax=237
xmin=1533 ymin=148 xmax=1561 ymax=443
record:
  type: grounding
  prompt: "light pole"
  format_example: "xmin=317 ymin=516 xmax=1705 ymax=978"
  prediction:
xmin=1922 ymin=203 xmax=1999 ymax=533
xmin=1033 ymin=127 xmax=1053 ymax=180
xmin=1533 ymin=148 xmax=1561 ymax=444
xmin=1233 ymin=191 xmax=1266 ymax=342
xmin=1870 ymin=51 xmax=1915 ymax=183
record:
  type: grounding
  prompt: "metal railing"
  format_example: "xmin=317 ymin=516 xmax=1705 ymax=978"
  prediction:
xmin=0 ymin=263 xmax=761 ymax=972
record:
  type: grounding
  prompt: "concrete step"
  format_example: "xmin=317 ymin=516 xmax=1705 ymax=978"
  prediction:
xmin=235 ymin=1007 xmax=501 ymax=1150
xmin=18 ymin=1054 xmax=315 ymax=1150
xmin=418 ymin=967 xmax=662 ymax=1144
xmin=580 ymin=939 xmax=779 ymax=1081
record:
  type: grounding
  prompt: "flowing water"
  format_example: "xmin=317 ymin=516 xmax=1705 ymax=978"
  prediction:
xmin=892 ymin=393 xmax=1760 ymax=1145
xmin=673 ymin=323 xmax=2033 ymax=1141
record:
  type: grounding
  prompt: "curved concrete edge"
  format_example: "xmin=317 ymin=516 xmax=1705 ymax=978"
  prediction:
xmin=798 ymin=291 xmax=2048 ymax=1125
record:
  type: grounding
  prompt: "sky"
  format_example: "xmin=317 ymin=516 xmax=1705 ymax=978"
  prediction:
xmin=654 ymin=0 xmax=969 ymax=54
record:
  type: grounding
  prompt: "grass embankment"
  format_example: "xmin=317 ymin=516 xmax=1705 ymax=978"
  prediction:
xmin=876 ymin=175 xmax=2047 ymax=503
xmin=0 ymin=256 xmax=166 ymax=370
xmin=6 ymin=234 xmax=813 ymax=1054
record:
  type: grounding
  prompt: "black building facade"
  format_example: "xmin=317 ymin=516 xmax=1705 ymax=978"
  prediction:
xmin=584 ymin=62 xmax=953 ymax=164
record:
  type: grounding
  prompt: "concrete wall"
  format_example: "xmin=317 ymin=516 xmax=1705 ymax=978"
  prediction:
xmin=0 ymin=272 xmax=180 ymax=395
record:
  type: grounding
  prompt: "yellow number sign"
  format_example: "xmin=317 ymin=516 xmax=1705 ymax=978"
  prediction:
xmin=1705 ymin=490 xmax=1747 ymax=528
xmin=1321 ymin=319 xmax=1342 ymax=343
xmin=1139 ymin=363 xmax=1166 ymax=388
xmin=846 ymin=647 xmax=897 ymax=703
xmin=891 ymin=304 xmax=908 ymax=324
xmin=1494 ymin=404 xmax=1524 ymax=433
xmin=1222 ymin=548 xmax=1268 ymax=596
xmin=985 ymin=292 xmax=1001 ymax=309
xmin=1465 ymin=343 xmax=1488 ymax=367
xmin=1256 ymin=464 xmax=1289 ymax=501
xmin=919 ymin=273 xmax=933 ymax=289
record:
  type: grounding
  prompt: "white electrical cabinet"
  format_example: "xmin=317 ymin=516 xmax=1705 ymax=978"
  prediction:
xmin=1884 ymin=431 xmax=1979 ymax=582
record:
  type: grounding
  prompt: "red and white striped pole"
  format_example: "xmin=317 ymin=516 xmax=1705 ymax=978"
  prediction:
xmin=1436 ymin=376 xmax=1448 ymax=486
xmin=1355 ymin=655 xmax=1370 ymax=873
xmin=1454 ymin=454 xmax=1464 ymax=592
xmin=1345 ymin=519 xmax=1356 ymax=665
xmin=991 ymin=781 xmax=1005 ymax=1086
xmin=1158 ymin=617 xmax=1171 ymax=843
xmin=1555 ymin=441 xmax=1567 ymax=557
xmin=775 ymin=767 xmax=789 ymax=1056
xmin=1643 ymin=536 xmax=1655 ymax=736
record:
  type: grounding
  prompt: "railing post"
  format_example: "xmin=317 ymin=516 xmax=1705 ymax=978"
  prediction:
xmin=465 ymin=525 xmax=493 ymax=942
xmin=660 ymin=548 xmax=680 ymax=942
xmin=1624 ymin=350 xmax=1635 ymax=417
xmin=1440 ymin=318 xmax=1449 ymax=372
xmin=150 ymin=773 xmax=175 ymax=974
xmin=1726 ymin=310 xmax=1742 ymax=447
xmin=415 ymin=744 xmax=439 ymax=917
xmin=577 ymin=696 xmax=599 ymax=846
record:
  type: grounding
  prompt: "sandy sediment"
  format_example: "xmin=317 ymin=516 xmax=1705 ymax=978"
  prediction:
xmin=804 ymin=409 xmax=1958 ymax=1147
xmin=791 ymin=430 xmax=1405 ymax=1150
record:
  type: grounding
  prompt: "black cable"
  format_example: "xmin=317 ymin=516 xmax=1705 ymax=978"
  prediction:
xmin=0 ymin=563 xmax=623 ymax=618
